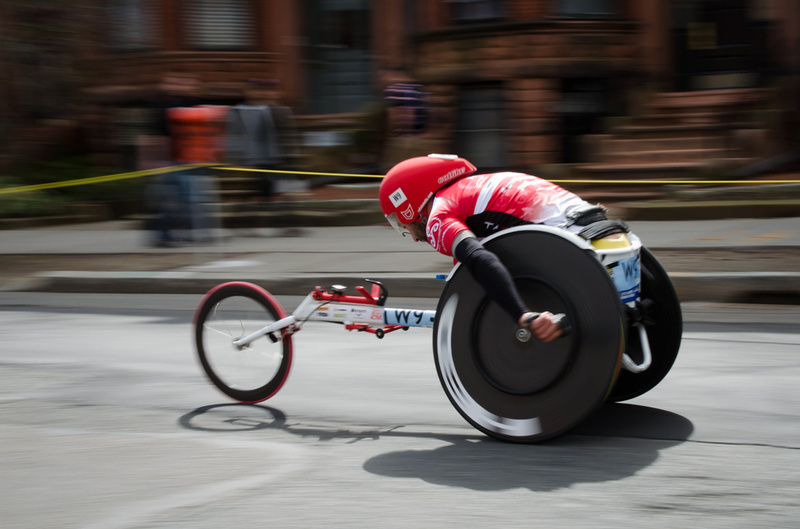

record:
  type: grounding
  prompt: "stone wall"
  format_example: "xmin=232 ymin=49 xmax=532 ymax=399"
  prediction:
xmin=86 ymin=51 xmax=280 ymax=103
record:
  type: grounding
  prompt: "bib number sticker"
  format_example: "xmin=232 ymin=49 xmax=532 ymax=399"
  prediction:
xmin=389 ymin=187 xmax=407 ymax=207
xmin=609 ymin=255 xmax=640 ymax=303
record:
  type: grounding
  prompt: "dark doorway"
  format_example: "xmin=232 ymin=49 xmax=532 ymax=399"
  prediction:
xmin=455 ymin=84 xmax=507 ymax=170
xmin=305 ymin=0 xmax=373 ymax=114
xmin=560 ymin=77 xmax=611 ymax=164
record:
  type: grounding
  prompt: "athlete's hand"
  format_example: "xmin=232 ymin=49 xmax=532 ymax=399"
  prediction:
xmin=518 ymin=311 xmax=565 ymax=343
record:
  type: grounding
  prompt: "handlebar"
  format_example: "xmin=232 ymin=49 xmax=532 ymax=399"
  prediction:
xmin=313 ymin=279 xmax=388 ymax=306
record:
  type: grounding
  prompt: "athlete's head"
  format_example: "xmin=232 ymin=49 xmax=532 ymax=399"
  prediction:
xmin=379 ymin=154 xmax=476 ymax=239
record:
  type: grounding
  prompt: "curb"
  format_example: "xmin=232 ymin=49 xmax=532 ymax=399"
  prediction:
xmin=4 ymin=197 xmax=800 ymax=230
xmin=23 ymin=272 xmax=447 ymax=299
xmin=21 ymin=271 xmax=800 ymax=305
xmin=669 ymin=272 xmax=800 ymax=304
xmin=608 ymin=199 xmax=800 ymax=221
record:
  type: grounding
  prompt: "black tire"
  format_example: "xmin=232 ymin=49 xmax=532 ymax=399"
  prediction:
xmin=194 ymin=282 xmax=293 ymax=403
xmin=607 ymin=247 xmax=682 ymax=402
xmin=433 ymin=227 xmax=625 ymax=443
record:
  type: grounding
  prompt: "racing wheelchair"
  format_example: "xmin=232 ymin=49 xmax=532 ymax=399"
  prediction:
xmin=193 ymin=224 xmax=682 ymax=443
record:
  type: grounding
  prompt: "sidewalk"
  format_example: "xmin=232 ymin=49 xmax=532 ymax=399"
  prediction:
xmin=1 ymin=216 xmax=799 ymax=304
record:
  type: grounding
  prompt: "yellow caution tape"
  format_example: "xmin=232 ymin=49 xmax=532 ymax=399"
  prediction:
xmin=219 ymin=167 xmax=800 ymax=184
xmin=0 ymin=164 xmax=213 ymax=195
xmin=549 ymin=179 xmax=800 ymax=185
xmin=216 ymin=166 xmax=386 ymax=179
xmin=2 ymin=163 xmax=799 ymax=195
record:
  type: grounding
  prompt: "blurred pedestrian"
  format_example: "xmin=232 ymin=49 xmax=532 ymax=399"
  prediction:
xmin=145 ymin=73 xmax=221 ymax=246
xmin=383 ymin=67 xmax=429 ymax=137
xmin=379 ymin=66 xmax=431 ymax=168
xmin=225 ymin=79 xmax=298 ymax=203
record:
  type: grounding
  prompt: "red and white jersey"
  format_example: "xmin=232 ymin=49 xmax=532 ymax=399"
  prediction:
xmin=425 ymin=172 xmax=587 ymax=256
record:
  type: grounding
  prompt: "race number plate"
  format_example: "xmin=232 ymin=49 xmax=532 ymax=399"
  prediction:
xmin=609 ymin=254 xmax=641 ymax=304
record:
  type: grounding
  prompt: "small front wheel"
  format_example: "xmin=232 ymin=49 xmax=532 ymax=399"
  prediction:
xmin=193 ymin=282 xmax=293 ymax=403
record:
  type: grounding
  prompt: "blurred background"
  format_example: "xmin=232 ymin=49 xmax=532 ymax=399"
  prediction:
xmin=1 ymin=0 xmax=799 ymax=228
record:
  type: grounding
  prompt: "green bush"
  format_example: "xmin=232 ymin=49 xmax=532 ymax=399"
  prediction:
xmin=0 ymin=180 xmax=69 ymax=218
xmin=0 ymin=156 xmax=146 ymax=219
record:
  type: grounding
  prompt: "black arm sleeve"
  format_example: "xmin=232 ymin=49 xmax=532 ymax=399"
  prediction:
xmin=453 ymin=236 xmax=529 ymax=321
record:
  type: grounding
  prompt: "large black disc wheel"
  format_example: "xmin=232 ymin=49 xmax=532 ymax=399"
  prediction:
xmin=607 ymin=247 xmax=682 ymax=402
xmin=194 ymin=282 xmax=293 ymax=403
xmin=433 ymin=227 xmax=625 ymax=443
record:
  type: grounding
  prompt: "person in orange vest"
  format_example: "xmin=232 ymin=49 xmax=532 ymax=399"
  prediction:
xmin=149 ymin=74 xmax=222 ymax=246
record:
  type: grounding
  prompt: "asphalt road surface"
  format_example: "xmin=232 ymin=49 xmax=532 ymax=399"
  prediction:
xmin=1 ymin=293 xmax=799 ymax=529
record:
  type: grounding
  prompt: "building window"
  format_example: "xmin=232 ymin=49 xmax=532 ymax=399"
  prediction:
xmin=305 ymin=0 xmax=372 ymax=114
xmin=456 ymin=85 xmax=507 ymax=169
xmin=450 ymin=0 xmax=506 ymax=23
xmin=556 ymin=0 xmax=614 ymax=17
xmin=108 ymin=0 xmax=162 ymax=52
xmin=184 ymin=0 xmax=256 ymax=51
xmin=560 ymin=77 xmax=611 ymax=163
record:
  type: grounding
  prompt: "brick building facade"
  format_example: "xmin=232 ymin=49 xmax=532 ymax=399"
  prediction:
xmin=15 ymin=0 xmax=800 ymax=175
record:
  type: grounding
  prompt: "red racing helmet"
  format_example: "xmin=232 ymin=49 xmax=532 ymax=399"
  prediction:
xmin=379 ymin=154 xmax=476 ymax=235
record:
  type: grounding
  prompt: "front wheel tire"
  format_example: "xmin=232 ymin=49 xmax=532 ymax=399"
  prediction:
xmin=193 ymin=282 xmax=293 ymax=403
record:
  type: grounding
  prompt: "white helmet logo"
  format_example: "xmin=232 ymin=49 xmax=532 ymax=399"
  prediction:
xmin=400 ymin=204 xmax=415 ymax=221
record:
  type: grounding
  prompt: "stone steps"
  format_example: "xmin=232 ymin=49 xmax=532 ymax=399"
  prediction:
xmin=595 ymin=147 xmax=735 ymax=164
xmin=598 ymin=135 xmax=728 ymax=152
xmin=612 ymin=121 xmax=753 ymax=139
xmin=575 ymin=87 xmax=770 ymax=182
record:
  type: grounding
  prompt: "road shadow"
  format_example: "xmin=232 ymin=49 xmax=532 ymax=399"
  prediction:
xmin=179 ymin=403 xmax=288 ymax=432
xmin=179 ymin=402 xmax=693 ymax=492
xmin=179 ymin=403 xmax=474 ymax=442
xmin=363 ymin=403 xmax=693 ymax=492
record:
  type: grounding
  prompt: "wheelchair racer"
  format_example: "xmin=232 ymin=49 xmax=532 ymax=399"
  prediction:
xmin=379 ymin=154 xmax=613 ymax=343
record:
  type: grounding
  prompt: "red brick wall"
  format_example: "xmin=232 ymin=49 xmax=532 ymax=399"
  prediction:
xmin=507 ymin=0 xmax=550 ymax=21
xmin=414 ymin=19 xmax=638 ymax=165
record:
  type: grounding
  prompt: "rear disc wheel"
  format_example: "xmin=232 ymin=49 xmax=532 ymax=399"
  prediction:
xmin=434 ymin=227 xmax=625 ymax=443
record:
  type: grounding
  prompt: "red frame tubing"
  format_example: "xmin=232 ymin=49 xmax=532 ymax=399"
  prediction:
xmin=344 ymin=324 xmax=405 ymax=335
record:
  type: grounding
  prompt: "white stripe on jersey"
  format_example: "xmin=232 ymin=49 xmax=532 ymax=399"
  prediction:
xmin=473 ymin=172 xmax=519 ymax=215
xmin=473 ymin=179 xmax=498 ymax=215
